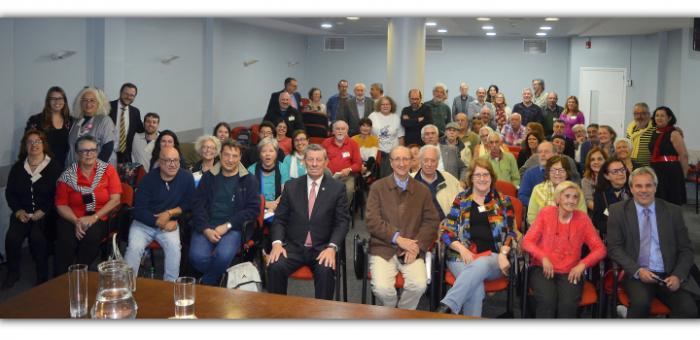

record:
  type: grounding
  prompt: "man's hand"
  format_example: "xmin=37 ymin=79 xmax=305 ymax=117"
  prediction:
xmin=568 ymin=262 xmax=586 ymax=284
xmin=396 ymin=236 xmax=419 ymax=255
xmin=340 ymin=168 xmax=352 ymax=177
xmin=418 ymin=116 xmax=424 ymax=122
xmin=403 ymin=251 xmax=418 ymax=265
xmin=214 ymin=223 xmax=229 ymax=237
xmin=663 ymin=275 xmax=681 ymax=292
xmin=268 ymin=243 xmax=287 ymax=265
xmin=162 ymin=221 xmax=178 ymax=232
xmin=265 ymin=200 xmax=279 ymax=212
xmin=317 ymin=247 xmax=336 ymax=269
xmin=154 ymin=211 xmax=171 ymax=229
xmin=542 ymin=257 xmax=554 ymax=279
xmin=638 ymin=268 xmax=658 ymax=284
xmin=203 ymin=228 xmax=221 ymax=244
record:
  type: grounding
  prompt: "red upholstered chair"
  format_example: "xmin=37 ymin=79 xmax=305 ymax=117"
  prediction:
xmin=686 ymin=161 xmax=699 ymax=214
xmin=101 ymin=182 xmax=135 ymax=260
xmin=496 ymin=180 xmax=518 ymax=198
xmin=507 ymin=145 xmax=521 ymax=160
xmin=230 ymin=126 xmax=247 ymax=141
xmin=250 ymin=124 xmax=261 ymax=146
xmin=604 ymin=264 xmax=671 ymax=318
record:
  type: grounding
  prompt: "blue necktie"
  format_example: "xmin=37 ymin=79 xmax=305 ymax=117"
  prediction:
xmin=638 ymin=208 xmax=651 ymax=268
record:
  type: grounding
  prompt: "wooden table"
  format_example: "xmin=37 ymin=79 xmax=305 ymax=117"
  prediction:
xmin=0 ymin=273 xmax=471 ymax=319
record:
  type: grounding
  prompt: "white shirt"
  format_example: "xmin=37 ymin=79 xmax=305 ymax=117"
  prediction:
xmin=307 ymin=174 xmax=323 ymax=199
xmin=368 ymin=111 xmax=405 ymax=153
xmin=131 ymin=131 xmax=158 ymax=172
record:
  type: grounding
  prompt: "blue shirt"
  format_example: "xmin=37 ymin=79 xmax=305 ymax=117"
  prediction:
xmin=518 ymin=165 xmax=545 ymax=207
xmin=634 ymin=201 xmax=665 ymax=273
xmin=393 ymin=174 xmax=409 ymax=191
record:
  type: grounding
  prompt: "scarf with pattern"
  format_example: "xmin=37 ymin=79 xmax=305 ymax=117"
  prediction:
xmin=58 ymin=160 xmax=109 ymax=214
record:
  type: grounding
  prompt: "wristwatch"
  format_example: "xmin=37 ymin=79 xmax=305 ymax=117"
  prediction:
xmin=327 ymin=244 xmax=339 ymax=252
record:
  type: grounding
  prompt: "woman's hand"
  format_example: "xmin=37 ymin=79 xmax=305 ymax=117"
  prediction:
xmin=265 ymin=200 xmax=279 ymax=212
xmin=15 ymin=209 xmax=30 ymax=223
xmin=568 ymin=262 xmax=586 ymax=284
xmin=542 ymin=257 xmax=554 ymax=279
xmin=458 ymin=246 xmax=474 ymax=265
xmin=30 ymin=210 xmax=45 ymax=221
xmin=498 ymin=253 xmax=511 ymax=276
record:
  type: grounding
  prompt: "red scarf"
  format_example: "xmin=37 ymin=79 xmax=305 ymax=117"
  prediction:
xmin=651 ymin=125 xmax=674 ymax=159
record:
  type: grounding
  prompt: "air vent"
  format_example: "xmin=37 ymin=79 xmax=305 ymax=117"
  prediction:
xmin=324 ymin=37 xmax=345 ymax=51
xmin=426 ymin=38 xmax=443 ymax=52
xmin=523 ymin=39 xmax=547 ymax=54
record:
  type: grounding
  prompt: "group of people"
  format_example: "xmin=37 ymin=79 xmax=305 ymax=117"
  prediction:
xmin=2 ymin=77 xmax=696 ymax=319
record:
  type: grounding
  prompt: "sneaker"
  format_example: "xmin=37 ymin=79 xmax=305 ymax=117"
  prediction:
xmin=616 ymin=305 xmax=628 ymax=318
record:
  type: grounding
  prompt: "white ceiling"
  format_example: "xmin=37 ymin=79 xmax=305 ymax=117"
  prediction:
xmin=231 ymin=17 xmax=693 ymax=38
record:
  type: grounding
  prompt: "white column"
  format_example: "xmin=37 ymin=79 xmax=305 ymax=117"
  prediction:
xmin=102 ymin=18 xmax=127 ymax=97
xmin=386 ymin=18 xmax=426 ymax=109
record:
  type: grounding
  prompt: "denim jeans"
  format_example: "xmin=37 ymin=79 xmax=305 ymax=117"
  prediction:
xmin=124 ymin=220 xmax=182 ymax=282
xmin=441 ymin=253 xmax=504 ymax=317
xmin=189 ymin=229 xmax=242 ymax=285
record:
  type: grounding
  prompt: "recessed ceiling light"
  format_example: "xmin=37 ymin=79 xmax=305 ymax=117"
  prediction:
xmin=321 ymin=23 xmax=333 ymax=29
xmin=426 ymin=22 xmax=437 ymax=26
xmin=545 ymin=17 xmax=559 ymax=22
xmin=346 ymin=17 xmax=360 ymax=21
xmin=477 ymin=17 xmax=491 ymax=21
xmin=486 ymin=32 xmax=497 ymax=36
xmin=437 ymin=29 xmax=448 ymax=33
xmin=536 ymin=32 xmax=547 ymax=36
xmin=481 ymin=25 xmax=494 ymax=30
xmin=539 ymin=26 xmax=552 ymax=30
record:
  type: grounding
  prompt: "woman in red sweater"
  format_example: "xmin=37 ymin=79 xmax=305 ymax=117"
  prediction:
xmin=522 ymin=180 xmax=606 ymax=318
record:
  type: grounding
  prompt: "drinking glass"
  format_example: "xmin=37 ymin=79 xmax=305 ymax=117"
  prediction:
xmin=173 ymin=277 xmax=196 ymax=319
xmin=68 ymin=264 xmax=88 ymax=318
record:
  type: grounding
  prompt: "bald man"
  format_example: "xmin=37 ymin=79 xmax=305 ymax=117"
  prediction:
xmin=262 ymin=91 xmax=305 ymax=137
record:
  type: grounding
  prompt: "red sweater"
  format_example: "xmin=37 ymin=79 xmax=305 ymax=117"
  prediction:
xmin=522 ymin=206 xmax=606 ymax=274
xmin=321 ymin=137 xmax=362 ymax=174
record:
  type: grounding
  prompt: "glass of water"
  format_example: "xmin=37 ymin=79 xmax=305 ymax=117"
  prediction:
xmin=68 ymin=264 xmax=88 ymax=318
xmin=173 ymin=277 xmax=196 ymax=319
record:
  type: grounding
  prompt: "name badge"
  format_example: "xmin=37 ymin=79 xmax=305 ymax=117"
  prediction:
xmin=342 ymin=151 xmax=350 ymax=158
xmin=288 ymin=116 xmax=295 ymax=122
xmin=603 ymin=208 xmax=609 ymax=216
xmin=478 ymin=205 xmax=487 ymax=213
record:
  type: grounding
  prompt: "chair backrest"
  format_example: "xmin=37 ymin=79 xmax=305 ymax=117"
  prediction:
xmin=121 ymin=182 xmax=134 ymax=207
xmin=257 ymin=194 xmax=265 ymax=228
xmin=507 ymin=145 xmax=521 ymax=160
xmin=496 ymin=180 xmax=518 ymax=197
xmin=507 ymin=195 xmax=523 ymax=232
xmin=133 ymin=165 xmax=146 ymax=187
xmin=250 ymin=124 xmax=261 ymax=146
xmin=309 ymin=136 xmax=326 ymax=145
xmin=302 ymin=111 xmax=329 ymax=138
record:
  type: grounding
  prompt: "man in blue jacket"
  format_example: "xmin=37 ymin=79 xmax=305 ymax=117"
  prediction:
xmin=189 ymin=139 xmax=261 ymax=285
xmin=124 ymin=146 xmax=194 ymax=281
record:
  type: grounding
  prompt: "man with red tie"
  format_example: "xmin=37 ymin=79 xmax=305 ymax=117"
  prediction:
xmin=267 ymin=144 xmax=350 ymax=300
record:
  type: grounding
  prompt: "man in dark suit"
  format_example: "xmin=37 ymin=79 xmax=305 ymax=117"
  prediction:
xmin=548 ymin=119 xmax=575 ymax=159
xmin=338 ymin=82 xmax=373 ymax=136
xmin=607 ymin=167 xmax=698 ymax=318
xmin=261 ymin=92 xmax=304 ymax=138
xmin=109 ymin=82 xmax=144 ymax=164
xmin=267 ymin=144 xmax=350 ymax=300
xmin=266 ymin=77 xmax=302 ymax=117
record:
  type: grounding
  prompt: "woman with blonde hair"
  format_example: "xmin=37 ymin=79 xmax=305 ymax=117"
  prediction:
xmin=66 ymin=87 xmax=117 ymax=167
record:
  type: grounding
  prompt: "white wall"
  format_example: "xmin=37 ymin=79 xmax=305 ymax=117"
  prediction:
xmin=214 ymin=20 xmax=307 ymax=126
xmin=303 ymin=36 xmax=387 ymax=106
xmin=0 ymin=19 xmax=15 ymax=167
xmin=426 ymin=37 xmax=570 ymax=108
xmin=678 ymin=28 xmax=700 ymax=159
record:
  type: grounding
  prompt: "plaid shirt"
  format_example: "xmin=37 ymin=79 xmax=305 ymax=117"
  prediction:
xmin=501 ymin=124 xmax=526 ymax=146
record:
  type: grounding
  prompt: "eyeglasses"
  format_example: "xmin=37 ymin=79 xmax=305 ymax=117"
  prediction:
xmin=549 ymin=167 xmax=566 ymax=174
xmin=391 ymin=157 xmax=411 ymax=163
xmin=159 ymin=158 xmax=180 ymax=165
xmin=48 ymin=97 xmax=64 ymax=102
xmin=608 ymin=167 xmax=627 ymax=175
xmin=81 ymin=99 xmax=97 ymax=104
xmin=26 ymin=140 xmax=44 ymax=146
xmin=77 ymin=148 xmax=97 ymax=155
xmin=472 ymin=173 xmax=491 ymax=179
xmin=201 ymin=145 xmax=216 ymax=151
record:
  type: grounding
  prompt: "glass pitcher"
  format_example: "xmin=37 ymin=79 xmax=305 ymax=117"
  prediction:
xmin=90 ymin=260 xmax=138 ymax=319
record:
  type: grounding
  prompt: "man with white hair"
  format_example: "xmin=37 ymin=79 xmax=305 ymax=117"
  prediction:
xmin=501 ymin=112 xmax=526 ymax=146
xmin=412 ymin=145 xmax=462 ymax=220
xmin=322 ymin=120 xmax=362 ymax=204
xmin=512 ymin=88 xmax=544 ymax=126
xmin=467 ymin=87 xmax=495 ymax=119
xmin=532 ymin=78 xmax=548 ymax=109
xmin=480 ymin=132 xmax=520 ymax=187
xmin=421 ymin=124 xmax=468 ymax=182
xmin=335 ymin=83 xmax=370 ymax=136
xmin=452 ymin=82 xmax=475 ymax=121
xmin=424 ymin=83 xmax=452 ymax=136
xmin=478 ymin=106 xmax=496 ymax=130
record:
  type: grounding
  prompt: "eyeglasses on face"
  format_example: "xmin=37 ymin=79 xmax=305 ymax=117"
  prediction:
xmin=77 ymin=148 xmax=97 ymax=155
xmin=472 ymin=172 xmax=491 ymax=179
xmin=607 ymin=167 xmax=626 ymax=175
xmin=160 ymin=158 xmax=180 ymax=165
xmin=26 ymin=139 xmax=44 ymax=146
xmin=549 ymin=167 xmax=566 ymax=174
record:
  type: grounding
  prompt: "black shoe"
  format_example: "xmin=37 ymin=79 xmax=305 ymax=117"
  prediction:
xmin=436 ymin=303 xmax=453 ymax=314
xmin=1 ymin=272 xmax=20 ymax=290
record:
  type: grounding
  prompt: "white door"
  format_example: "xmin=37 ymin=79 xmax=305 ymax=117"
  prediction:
xmin=579 ymin=67 xmax=627 ymax=134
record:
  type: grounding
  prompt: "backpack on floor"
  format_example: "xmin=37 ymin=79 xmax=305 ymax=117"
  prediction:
xmin=226 ymin=261 xmax=262 ymax=292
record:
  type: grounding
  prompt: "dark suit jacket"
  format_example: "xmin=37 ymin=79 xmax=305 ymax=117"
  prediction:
xmin=336 ymin=97 xmax=374 ymax=136
xmin=606 ymin=199 xmax=695 ymax=283
xmin=262 ymin=106 xmax=305 ymax=138
xmin=266 ymin=90 xmax=303 ymax=117
xmin=109 ymin=100 xmax=144 ymax=162
xmin=271 ymin=175 xmax=350 ymax=254
xmin=548 ymin=134 xmax=575 ymax=160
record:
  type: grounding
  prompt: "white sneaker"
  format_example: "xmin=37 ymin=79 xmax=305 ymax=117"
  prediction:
xmin=616 ymin=305 xmax=628 ymax=318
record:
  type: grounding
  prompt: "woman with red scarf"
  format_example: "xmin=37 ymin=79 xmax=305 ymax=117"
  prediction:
xmin=649 ymin=106 xmax=689 ymax=205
